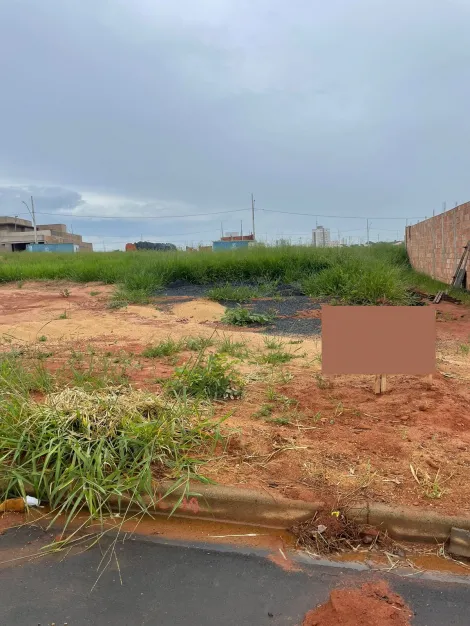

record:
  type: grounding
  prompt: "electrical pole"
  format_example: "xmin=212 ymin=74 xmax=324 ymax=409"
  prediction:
xmin=366 ymin=219 xmax=370 ymax=246
xmin=21 ymin=195 xmax=38 ymax=244
xmin=251 ymin=193 xmax=256 ymax=240
xmin=220 ymin=222 xmax=223 ymax=238
xmin=240 ymin=220 xmax=243 ymax=239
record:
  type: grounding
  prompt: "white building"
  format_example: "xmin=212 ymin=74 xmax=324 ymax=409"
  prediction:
xmin=312 ymin=225 xmax=330 ymax=247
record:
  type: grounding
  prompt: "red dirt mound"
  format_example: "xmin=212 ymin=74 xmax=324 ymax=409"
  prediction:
xmin=302 ymin=580 xmax=412 ymax=626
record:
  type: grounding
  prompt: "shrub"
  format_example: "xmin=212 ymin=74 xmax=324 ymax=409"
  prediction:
xmin=221 ymin=307 xmax=275 ymax=326
xmin=166 ymin=354 xmax=244 ymax=400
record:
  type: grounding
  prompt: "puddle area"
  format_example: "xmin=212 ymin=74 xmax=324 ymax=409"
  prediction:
xmin=1 ymin=510 xmax=462 ymax=579
xmin=331 ymin=547 xmax=470 ymax=577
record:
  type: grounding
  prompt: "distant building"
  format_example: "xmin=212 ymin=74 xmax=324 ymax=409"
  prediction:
xmin=0 ymin=217 xmax=93 ymax=252
xmin=220 ymin=234 xmax=255 ymax=242
xmin=312 ymin=226 xmax=330 ymax=247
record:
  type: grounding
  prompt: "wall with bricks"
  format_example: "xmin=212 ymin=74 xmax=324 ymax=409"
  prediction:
xmin=405 ymin=201 xmax=470 ymax=289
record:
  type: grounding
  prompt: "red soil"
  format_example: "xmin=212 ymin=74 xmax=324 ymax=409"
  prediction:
xmin=302 ymin=581 xmax=412 ymax=626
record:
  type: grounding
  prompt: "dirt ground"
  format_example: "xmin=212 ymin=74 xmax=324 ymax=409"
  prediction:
xmin=301 ymin=580 xmax=412 ymax=626
xmin=1 ymin=281 xmax=469 ymax=516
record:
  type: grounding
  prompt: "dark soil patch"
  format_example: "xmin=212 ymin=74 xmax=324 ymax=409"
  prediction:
xmin=160 ymin=281 xmax=322 ymax=336
xmin=227 ymin=296 xmax=321 ymax=336
xmin=302 ymin=580 xmax=412 ymax=626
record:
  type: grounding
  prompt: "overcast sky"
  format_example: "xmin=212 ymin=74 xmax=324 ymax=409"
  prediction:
xmin=1 ymin=0 xmax=470 ymax=249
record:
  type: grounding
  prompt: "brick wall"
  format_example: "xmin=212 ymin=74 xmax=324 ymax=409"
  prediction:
xmin=405 ymin=201 xmax=470 ymax=289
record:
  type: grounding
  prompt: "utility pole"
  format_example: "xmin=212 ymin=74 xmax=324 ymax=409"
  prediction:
xmin=21 ymin=195 xmax=38 ymax=244
xmin=366 ymin=219 xmax=370 ymax=246
xmin=240 ymin=220 xmax=243 ymax=239
xmin=251 ymin=193 xmax=256 ymax=240
xmin=220 ymin=222 xmax=223 ymax=238
xmin=14 ymin=215 xmax=18 ymax=232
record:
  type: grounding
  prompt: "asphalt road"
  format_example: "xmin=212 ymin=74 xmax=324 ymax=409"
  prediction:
xmin=1 ymin=526 xmax=469 ymax=626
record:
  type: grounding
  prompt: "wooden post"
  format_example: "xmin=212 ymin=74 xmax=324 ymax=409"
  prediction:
xmin=374 ymin=375 xmax=387 ymax=394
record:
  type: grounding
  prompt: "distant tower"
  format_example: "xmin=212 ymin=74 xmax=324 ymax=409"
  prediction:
xmin=312 ymin=225 xmax=331 ymax=247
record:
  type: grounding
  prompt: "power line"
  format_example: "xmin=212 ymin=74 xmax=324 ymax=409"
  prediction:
xmin=16 ymin=207 xmax=426 ymax=222
xmin=261 ymin=209 xmax=425 ymax=221
xmin=29 ymin=208 xmax=249 ymax=220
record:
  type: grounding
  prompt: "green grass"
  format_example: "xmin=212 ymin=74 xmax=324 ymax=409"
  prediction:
xmin=221 ymin=307 xmax=275 ymax=326
xmin=38 ymin=335 xmax=47 ymax=342
xmin=261 ymin=351 xmax=296 ymax=365
xmin=263 ymin=337 xmax=285 ymax=350
xmin=0 ymin=349 xmax=224 ymax=543
xmin=207 ymin=284 xmax=260 ymax=302
xmin=166 ymin=354 xmax=244 ymax=400
xmin=207 ymin=281 xmax=279 ymax=302
xmin=217 ymin=337 xmax=249 ymax=358
xmin=184 ymin=336 xmax=215 ymax=352
xmin=0 ymin=244 xmax=467 ymax=305
xmin=252 ymin=403 xmax=274 ymax=418
xmin=143 ymin=338 xmax=184 ymax=358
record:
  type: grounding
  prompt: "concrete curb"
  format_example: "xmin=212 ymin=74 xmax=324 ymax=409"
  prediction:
xmin=108 ymin=481 xmax=324 ymax=529
xmin=4 ymin=479 xmax=470 ymax=544
xmin=111 ymin=482 xmax=470 ymax=544
xmin=347 ymin=502 xmax=470 ymax=543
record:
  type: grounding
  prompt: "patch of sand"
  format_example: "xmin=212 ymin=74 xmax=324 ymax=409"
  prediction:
xmin=171 ymin=299 xmax=225 ymax=322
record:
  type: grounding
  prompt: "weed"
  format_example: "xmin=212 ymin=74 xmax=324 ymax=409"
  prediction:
xmin=266 ymin=417 xmax=291 ymax=426
xmin=410 ymin=464 xmax=446 ymax=500
xmin=288 ymin=339 xmax=303 ymax=345
xmin=261 ymin=351 xmax=295 ymax=365
xmin=458 ymin=343 xmax=469 ymax=356
xmin=221 ymin=307 xmax=275 ymax=326
xmin=217 ymin=336 xmax=249 ymax=358
xmin=266 ymin=386 xmax=277 ymax=401
xmin=143 ymin=338 xmax=184 ymax=358
xmin=58 ymin=311 xmax=68 ymax=320
xmin=252 ymin=404 xmax=274 ymax=418
xmin=110 ymin=287 xmax=150 ymax=307
xmin=60 ymin=288 xmax=70 ymax=298
xmin=315 ymin=373 xmax=331 ymax=389
xmin=263 ymin=337 xmax=285 ymax=350
xmin=208 ymin=284 xmax=259 ymax=303
xmin=65 ymin=350 xmax=130 ymax=390
xmin=167 ymin=354 xmax=244 ymax=400
xmin=0 ymin=352 xmax=53 ymax=395
xmin=89 ymin=291 xmax=101 ymax=296
xmin=16 ymin=281 xmax=24 ymax=289
xmin=426 ymin=478 xmax=444 ymax=499
xmin=0 ymin=385 xmax=223 ymax=541
xmin=37 ymin=335 xmax=47 ymax=342
xmin=184 ymin=336 xmax=215 ymax=352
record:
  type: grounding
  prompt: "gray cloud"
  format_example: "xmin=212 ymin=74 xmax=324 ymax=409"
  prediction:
xmin=1 ymin=0 xmax=469 ymax=248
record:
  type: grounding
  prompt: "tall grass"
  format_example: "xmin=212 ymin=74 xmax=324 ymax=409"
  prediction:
xmin=0 ymin=351 xmax=224 ymax=535
xmin=0 ymin=244 xmax=467 ymax=304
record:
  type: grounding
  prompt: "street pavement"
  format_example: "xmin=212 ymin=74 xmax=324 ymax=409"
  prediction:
xmin=0 ymin=525 xmax=469 ymax=625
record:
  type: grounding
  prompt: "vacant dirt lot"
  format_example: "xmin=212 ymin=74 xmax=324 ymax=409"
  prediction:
xmin=1 ymin=282 xmax=469 ymax=516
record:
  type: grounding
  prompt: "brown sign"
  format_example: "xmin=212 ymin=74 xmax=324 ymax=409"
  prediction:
xmin=321 ymin=306 xmax=435 ymax=375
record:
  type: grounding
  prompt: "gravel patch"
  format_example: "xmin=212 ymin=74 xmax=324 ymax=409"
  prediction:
xmin=158 ymin=281 xmax=322 ymax=336
xmin=224 ymin=296 xmax=321 ymax=336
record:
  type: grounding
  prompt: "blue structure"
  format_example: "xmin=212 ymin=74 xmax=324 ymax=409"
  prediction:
xmin=27 ymin=243 xmax=79 ymax=253
xmin=212 ymin=240 xmax=250 ymax=251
